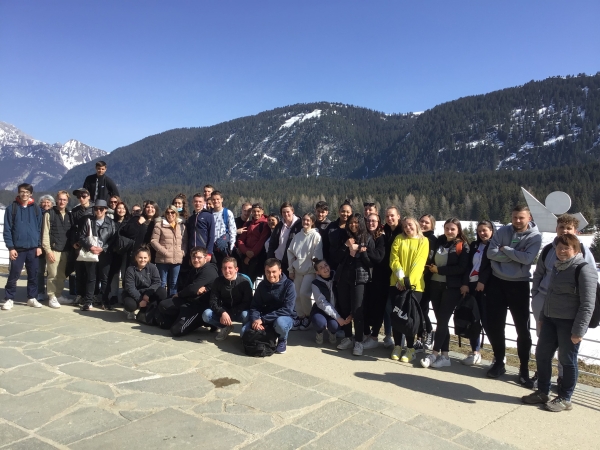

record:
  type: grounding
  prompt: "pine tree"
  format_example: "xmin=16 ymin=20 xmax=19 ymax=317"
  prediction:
xmin=590 ymin=229 xmax=600 ymax=262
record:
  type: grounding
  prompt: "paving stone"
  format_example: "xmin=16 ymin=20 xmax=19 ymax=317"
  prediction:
xmin=193 ymin=400 xmax=225 ymax=414
xmin=453 ymin=431 xmax=520 ymax=450
xmin=118 ymin=371 xmax=215 ymax=399
xmin=272 ymin=369 xmax=323 ymax=387
xmin=42 ymin=355 xmax=80 ymax=366
xmin=59 ymin=362 xmax=150 ymax=383
xmin=311 ymin=380 xmax=351 ymax=397
xmin=364 ymin=420 xmax=466 ymax=450
xmin=119 ymin=410 xmax=152 ymax=421
xmin=248 ymin=361 xmax=285 ymax=374
xmin=70 ymin=408 xmax=246 ymax=450
xmin=241 ymin=425 xmax=316 ymax=450
xmin=341 ymin=391 xmax=395 ymax=412
xmin=0 ymin=348 xmax=32 ymax=369
xmin=3 ymin=437 xmax=60 ymax=450
xmin=2 ymin=330 xmax=60 ymax=344
xmin=10 ymin=313 xmax=73 ymax=327
xmin=46 ymin=332 xmax=143 ymax=362
xmin=0 ymin=422 xmax=29 ymax=446
xmin=114 ymin=392 xmax=199 ymax=409
xmin=115 ymin=344 xmax=186 ymax=366
xmin=216 ymin=351 xmax=266 ymax=367
xmin=65 ymin=380 xmax=115 ymax=399
xmin=46 ymin=324 xmax=106 ymax=337
xmin=37 ymin=406 xmax=128 ymax=445
xmin=214 ymin=389 xmax=239 ymax=399
xmin=0 ymin=388 xmax=81 ymax=429
xmin=207 ymin=411 xmax=277 ymax=434
xmin=0 ymin=323 xmax=32 ymax=337
xmin=406 ymin=413 xmax=465 ymax=439
xmin=22 ymin=348 xmax=56 ymax=360
xmin=0 ymin=363 xmax=58 ymax=394
xmin=234 ymin=376 xmax=328 ymax=415
xmin=381 ymin=405 xmax=420 ymax=422
xmin=295 ymin=399 xmax=362 ymax=433
xmin=138 ymin=358 xmax=197 ymax=374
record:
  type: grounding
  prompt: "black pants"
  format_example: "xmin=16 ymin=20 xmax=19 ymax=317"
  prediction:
xmin=429 ymin=280 xmax=462 ymax=352
xmin=75 ymin=260 xmax=87 ymax=296
xmin=364 ymin=277 xmax=388 ymax=337
xmin=485 ymin=275 xmax=532 ymax=370
xmin=420 ymin=282 xmax=433 ymax=334
xmin=104 ymin=253 xmax=125 ymax=304
xmin=123 ymin=287 xmax=167 ymax=312
xmin=159 ymin=297 xmax=209 ymax=337
xmin=338 ymin=280 xmax=366 ymax=342
xmin=83 ymin=252 xmax=112 ymax=305
xmin=388 ymin=287 xmax=423 ymax=348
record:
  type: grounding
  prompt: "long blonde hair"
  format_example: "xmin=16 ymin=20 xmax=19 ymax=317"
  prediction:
xmin=403 ymin=216 xmax=424 ymax=239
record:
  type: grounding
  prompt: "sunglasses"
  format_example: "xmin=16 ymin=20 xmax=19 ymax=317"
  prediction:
xmin=166 ymin=211 xmax=176 ymax=215
xmin=93 ymin=207 xmax=106 ymax=211
xmin=363 ymin=202 xmax=375 ymax=207
xmin=78 ymin=195 xmax=89 ymax=199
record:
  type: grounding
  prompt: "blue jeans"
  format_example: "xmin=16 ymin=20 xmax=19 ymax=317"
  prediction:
xmin=202 ymin=309 xmax=249 ymax=328
xmin=536 ymin=315 xmax=580 ymax=400
xmin=310 ymin=305 xmax=339 ymax=334
xmin=5 ymin=248 xmax=39 ymax=300
xmin=242 ymin=316 xmax=294 ymax=341
xmin=156 ymin=263 xmax=181 ymax=296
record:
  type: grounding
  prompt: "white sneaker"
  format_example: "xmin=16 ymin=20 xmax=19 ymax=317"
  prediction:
xmin=328 ymin=330 xmax=337 ymax=345
xmin=315 ymin=332 xmax=324 ymax=345
xmin=57 ymin=296 xmax=74 ymax=304
xmin=362 ymin=336 xmax=378 ymax=350
xmin=421 ymin=354 xmax=437 ymax=368
xmin=461 ymin=352 xmax=482 ymax=366
xmin=383 ymin=335 xmax=394 ymax=348
xmin=2 ymin=300 xmax=14 ymax=310
xmin=431 ymin=355 xmax=451 ymax=368
xmin=27 ymin=298 xmax=42 ymax=308
xmin=215 ymin=325 xmax=234 ymax=341
xmin=126 ymin=312 xmax=137 ymax=320
xmin=352 ymin=341 xmax=364 ymax=356
xmin=48 ymin=297 xmax=61 ymax=309
xmin=337 ymin=337 xmax=353 ymax=350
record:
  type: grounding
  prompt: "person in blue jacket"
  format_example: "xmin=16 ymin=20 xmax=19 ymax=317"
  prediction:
xmin=187 ymin=193 xmax=215 ymax=259
xmin=2 ymin=183 xmax=43 ymax=311
xmin=243 ymin=258 xmax=296 ymax=354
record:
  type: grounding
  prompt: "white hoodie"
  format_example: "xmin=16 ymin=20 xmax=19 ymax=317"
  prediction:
xmin=287 ymin=228 xmax=323 ymax=275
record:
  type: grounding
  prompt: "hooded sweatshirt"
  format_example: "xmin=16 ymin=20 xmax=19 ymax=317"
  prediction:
xmin=237 ymin=214 xmax=270 ymax=257
xmin=3 ymin=197 xmax=42 ymax=250
xmin=287 ymin=227 xmax=323 ymax=275
xmin=486 ymin=221 xmax=542 ymax=281
xmin=249 ymin=273 xmax=295 ymax=324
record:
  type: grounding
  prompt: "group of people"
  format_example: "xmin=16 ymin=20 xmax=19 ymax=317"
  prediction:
xmin=2 ymin=161 xmax=597 ymax=412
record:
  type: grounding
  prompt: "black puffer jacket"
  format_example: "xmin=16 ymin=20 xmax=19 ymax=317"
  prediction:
xmin=334 ymin=233 xmax=374 ymax=285
xmin=123 ymin=263 xmax=161 ymax=301
xmin=209 ymin=274 xmax=253 ymax=317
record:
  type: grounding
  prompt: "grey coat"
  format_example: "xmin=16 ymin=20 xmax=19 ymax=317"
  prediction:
xmin=541 ymin=254 xmax=597 ymax=337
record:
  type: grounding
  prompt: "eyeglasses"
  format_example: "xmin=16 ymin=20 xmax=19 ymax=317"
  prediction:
xmin=109 ymin=201 xmax=118 ymax=204
xmin=363 ymin=202 xmax=375 ymax=207
xmin=18 ymin=191 xmax=31 ymax=195
xmin=367 ymin=219 xmax=379 ymax=223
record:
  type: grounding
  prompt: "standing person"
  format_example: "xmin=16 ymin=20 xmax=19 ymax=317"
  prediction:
xmin=334 ymin=213 xmax=374 ymax=356
xmin=202 ymin=256 xmax=253 ymax=341
xmin=187 ymin=193 xmax=215 ymax=259
xmin=264 ymin=214 xmax=279 ymax=253
xmin=71 ymin=188 xmax=94 ymax=304
xmin=243 ymin=259 xmax=296 ymax=354
xmin=459 ymin=220 xmax=494 ymax=365
xmin=363 ymin=202 xmax=378 ymax=220
xmin=314 ymin=201 xmax=331 ymax=241
xmin=203 ymin=185 xmax=214 ymax=201
xmin=362 ymin=213 xmax=386 ymax=349
xmin=2 ymin=183 xmax=43 ymax=311
xmin=237 ymin=203 xmax=270 ymax=282
xmin=83 ymin=160 xmax=119 ymax=203
xmin=121 ymin=200 xmax=160 ymax=263
xmin=419 ymin=214 xmax=437 ymax=350
xmin=37 ymin=194 xmax=55 ymax=301
xmin=41 ymin=191 xmax=75 ymax=308
xmin=78 ymin=199 xmax=116 ymax=311
xmin=311 ymin=258 xmax=351 ymax=345
xmin=522 ymin=234 xmax=597 ymax=412
xmin=235 ymin=202 xmax=252 ymax=234
xmin=388 ymin=217 xmax=429 ymax=362
xmin=105 ymin=201 xmax=130 ymax=306
xmin=172 ymin=193 xmax=190 ymax=221
xmin=122 ymin=246 xmax=167 ymax=319
xmin=486 ymin=205 xmax=541 ymax=382
xmin=211 ymin=191 xmax=237 ymax=271
xmin=107 ymin=195 xmax=121 ymax=219
xmin=287 ymin=213 xmax=323 ymax=330
xmin=325 ymin=200 xmax=353 ymax=269
xmin=267 ymin=202 xmax=301 ymax=276
xmin=421 ymin=218 xmax=470 ymax=369
xmin=151 ymin=205 xmax=187 ymax=296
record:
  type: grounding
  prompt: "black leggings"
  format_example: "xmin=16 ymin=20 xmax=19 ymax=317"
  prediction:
xmin=429 ymin=280 xmax=461 ymax=352
xmin=364 ymin=277 xmax=388 ymax=337
xmin=337 ymin=280 xmax=366 ymax=342
xmin=123 ymin=287 xmax=167 ymax=312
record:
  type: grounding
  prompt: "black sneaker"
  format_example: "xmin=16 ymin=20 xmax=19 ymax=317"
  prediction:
xmin=545 ymin=396 xmax=572 ymax=412
xmin=487 ymin=362 xmax=506 ymax=378
xmin=521 ymin=390 xmax=550 ymax=404
xmin=424 ymin=331 xmax=434 ymax=350
xmin=413 ymin=339 xmax=424 ymax=353
xmin=519 ymin=372 xmax=535 ymax=389
xmin=81 ymin=303 xmax=93 ymax=311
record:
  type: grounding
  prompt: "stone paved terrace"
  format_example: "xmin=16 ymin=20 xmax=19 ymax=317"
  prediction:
xmin=1 ymin=274 xmax=599 ymax=449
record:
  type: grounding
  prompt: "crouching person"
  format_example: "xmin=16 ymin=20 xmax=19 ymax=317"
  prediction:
xmin=158 ymin=246 xmax=218 ymax=336
xmin=202 ymin=257 xmax=253 ymax=341
xmin=242 ymin=258 xmax=295 ymax=354
xmin=122 ymin=246 xmax=167 ymax=319
xmin=522 ymin=234 xmax=597 ymax=412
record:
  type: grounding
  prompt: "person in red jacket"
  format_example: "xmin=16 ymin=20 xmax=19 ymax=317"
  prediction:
xmin=236 ymin=203 xmax=271 ymax=282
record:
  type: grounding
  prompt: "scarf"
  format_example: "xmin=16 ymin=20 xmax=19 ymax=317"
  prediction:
xmin=554 ymin=254 xmax=578 ymax=271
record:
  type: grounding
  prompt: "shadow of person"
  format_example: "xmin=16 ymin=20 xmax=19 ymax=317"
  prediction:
xmin=354 ymin=370 xmax=519 ymax=405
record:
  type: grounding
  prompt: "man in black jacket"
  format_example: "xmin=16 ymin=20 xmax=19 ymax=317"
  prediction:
xmin=202 ymin=256 xmax=252 ymax=341
xmin=83 ymin=161 xmax=119 ymax=203
xmin=70 ymin=187 xmax=94 ymax=303
xmin=158 ymin=246 xmax=219 ymax=337
xmin=267 ymin=202 xmax=302 ymax=276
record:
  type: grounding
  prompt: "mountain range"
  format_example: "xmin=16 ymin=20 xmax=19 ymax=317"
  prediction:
xmin=0 ymin=121 xmax=106 ymax=191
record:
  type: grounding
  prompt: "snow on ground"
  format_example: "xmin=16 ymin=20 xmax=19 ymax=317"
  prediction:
xmin=279 ymin=109 xmax=322 ymax=130
xmin=466 ymin=139 xmax=485 ymax=148
xmin=543 ymin=135 xmax=565 ymax=146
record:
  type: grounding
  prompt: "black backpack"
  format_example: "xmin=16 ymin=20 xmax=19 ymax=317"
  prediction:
xmin=390 ymin=278 xmax=425 ymax=339
xmin=574 ymin=262 xmax=600 ymax=329
xmin=242 ymin=327 xmax=278 ymax=357
xmin=453 ymin=294 xmax=482 ymax=340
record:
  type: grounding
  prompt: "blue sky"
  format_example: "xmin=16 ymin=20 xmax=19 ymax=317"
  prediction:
xmin=2 ymin=0 xmax=599 ymax=151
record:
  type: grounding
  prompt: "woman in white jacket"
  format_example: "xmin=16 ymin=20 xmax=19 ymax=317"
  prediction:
xmin=287 ymin=213 xmax=323 ymax=330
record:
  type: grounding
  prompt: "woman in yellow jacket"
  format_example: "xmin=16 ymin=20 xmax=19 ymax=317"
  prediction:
xmin=388 ymin=217 xmax=429 ymax=363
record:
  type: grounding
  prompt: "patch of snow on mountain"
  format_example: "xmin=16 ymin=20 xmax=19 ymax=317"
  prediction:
xmin=262 ymin=154 xmax=277 ymax=163
xmin=543 ymin=135 xmax=565 ymax=146
xmin=466 ymin=139 xmax=485 ymax=148
xmin=279 ymin=109 xmax=322 ymax=130
xmin=497 ymin=153 xmax=517 ymax=170
xmin=519 ymin=142 xmax=535 ymax=152
xmin=226 ymin=133 xmax=235 ymax=143
xmin=412 ymin=111 xmax=424 ymax=116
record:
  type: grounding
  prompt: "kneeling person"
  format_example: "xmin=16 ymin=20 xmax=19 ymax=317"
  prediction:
xmin=242 ymin=258 xmax=295 ymax=354
xmin=202 ymin=257 xmax=253 ymax=341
